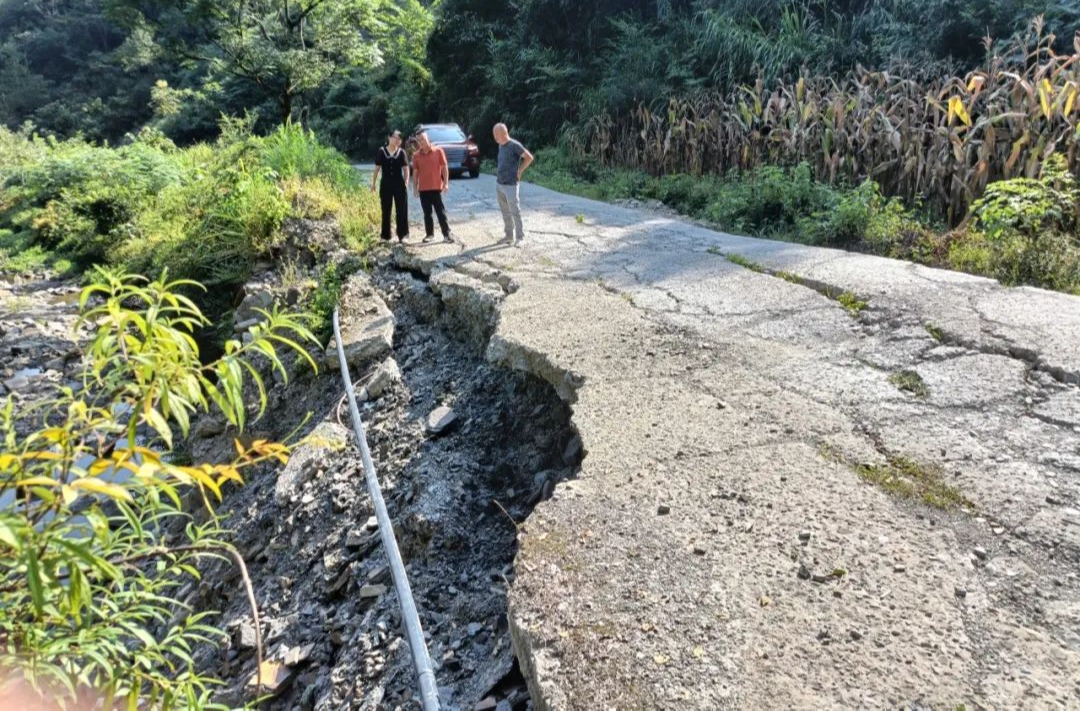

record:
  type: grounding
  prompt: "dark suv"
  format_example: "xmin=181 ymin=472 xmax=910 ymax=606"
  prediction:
xmin=408 ymin=123 xmax=480 ymax=178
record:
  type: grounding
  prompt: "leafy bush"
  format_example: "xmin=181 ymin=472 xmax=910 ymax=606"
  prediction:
xmin=797 ymin=180 xmax=933 ymax=252
xmin=704 ymin=164 xmax=834 ymax=236
xmin=0 ymin=227 xmax=70 ymax=274
xmin=969 ymin=155 xmax=1078 ymax=239
xmin=947 ymin=227 xmax=1080 ymax=294
xmin=0 ymin=269 xmax=316 ymax=707
xmin=947 ymin=155 xmax=1080 ymax=293
xmin=259 ymin=123 xmax=359 ymax=190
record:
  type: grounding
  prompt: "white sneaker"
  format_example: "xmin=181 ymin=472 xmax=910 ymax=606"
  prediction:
xmin=497 ymin=236 xmax=512 ymax=245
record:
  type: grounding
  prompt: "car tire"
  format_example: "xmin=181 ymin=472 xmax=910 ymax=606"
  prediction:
xmin=469 ymin=169 xmax=480 ymax=179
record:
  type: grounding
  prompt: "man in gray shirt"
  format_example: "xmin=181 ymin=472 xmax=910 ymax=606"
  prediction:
xmin=493 ymin=123 xmax=534 ymax=246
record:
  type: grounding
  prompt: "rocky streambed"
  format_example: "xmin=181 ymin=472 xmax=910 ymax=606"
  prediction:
xmin=0 ymin=274 xmax=85 ymax=424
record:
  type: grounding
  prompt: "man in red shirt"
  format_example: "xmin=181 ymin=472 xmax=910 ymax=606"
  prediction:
xmin=411 ymin=132 xmax=455 ymax=243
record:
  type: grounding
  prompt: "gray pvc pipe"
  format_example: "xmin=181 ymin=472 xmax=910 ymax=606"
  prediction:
xmin=333 ymin=309 xmax=441 ymax=711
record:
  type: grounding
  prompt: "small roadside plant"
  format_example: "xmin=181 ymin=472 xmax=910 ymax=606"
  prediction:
xmin=0 ymin=268 xmax=317 ymax=707
xmin=726 ymin=253 xmax=764 ymax=272
xmin=890 ymin=370 xmax=930 ymax=398
xmin=856 ymin=456 xmax=972 ymax=511
xmin=835 ymin=291 xmax=868 ymax=314
xmin=308 ymin=260 xmax=364 ymax=345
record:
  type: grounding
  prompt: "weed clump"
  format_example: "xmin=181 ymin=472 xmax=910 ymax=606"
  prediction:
xmin=819 ymin=444 xmax=972 ymax=511
xmin=890 ymin=370 xmax=929 ymax=398
xmin=836 ymin=291 xmax=868 ymax=314
xmin=855 ymin=456 xmax=972 ymax=511
xmin=944 ymin=156 xmax=1080 ymax=294
xmin=726 ymin=253 xmax=764 ymax=272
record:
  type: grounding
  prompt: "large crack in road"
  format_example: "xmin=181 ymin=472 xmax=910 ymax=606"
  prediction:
xmin=393 ymin=173 xmax=1080 ymax=709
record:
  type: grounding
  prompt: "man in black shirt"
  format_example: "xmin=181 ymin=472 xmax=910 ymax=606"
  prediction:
xmin=371 ymin=130 xmax=410 ymax=242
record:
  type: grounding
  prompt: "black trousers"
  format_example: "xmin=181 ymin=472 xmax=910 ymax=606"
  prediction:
xmin=419 ymin=190 xmax=450 ymax=237
xmin=380 ymin=182 xmax=409 ymax=239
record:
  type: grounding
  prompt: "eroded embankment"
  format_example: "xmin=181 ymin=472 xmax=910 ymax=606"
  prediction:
xmin=184 ymin=253 xmax=583 ymax=710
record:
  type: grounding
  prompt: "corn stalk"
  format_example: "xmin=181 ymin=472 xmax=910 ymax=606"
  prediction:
xmin=578 ymin=20 xmax=1080 ymax=222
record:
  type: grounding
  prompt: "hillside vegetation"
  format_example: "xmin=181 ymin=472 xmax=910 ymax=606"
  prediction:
xmin=0 ymin=121 xmax=378 ymax=301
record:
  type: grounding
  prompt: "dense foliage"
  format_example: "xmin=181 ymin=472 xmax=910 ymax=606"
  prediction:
xmin=0 ymin=121 xmax=379 ymax=310
xmin=0 ymin=0 xmax=160 ymax=141
xmin=0 ymin=269 xmax=316 ymax=707
xmin=0 ymin=0 xmax=435 ymax=149
xmin=6 ymin=1 xmax=1079 ymax=152
xmin=429 ymin=0 xmax=1080 ymax=149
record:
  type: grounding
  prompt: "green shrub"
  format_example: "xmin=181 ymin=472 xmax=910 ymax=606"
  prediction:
xmin=308 ymin=260 xmax=362 ymax=344
xmin=970 ymin=156 xmax=1077 ymax=240
xmin=797 ymin=179 xmax=932 ymax=251
xmin=0 ymin=228 xmax=71 ymax=274
xmin=948 ymin=228 xmax=1080 ymax=294
xmin=700 ymin=163 xmax=835 ymax=237
xmin=949 ymin=155 xmax=1080 ymax=293
xmin=113 ymin=156 xmax=290 ymax=287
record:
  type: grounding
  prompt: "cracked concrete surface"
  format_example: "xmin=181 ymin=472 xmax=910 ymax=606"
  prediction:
xmin=386 ymin=173 xmax=1080 ymax=708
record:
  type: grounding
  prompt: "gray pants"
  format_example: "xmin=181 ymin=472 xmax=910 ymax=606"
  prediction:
xmin=496 ymin=183 xmax=524 ymax=241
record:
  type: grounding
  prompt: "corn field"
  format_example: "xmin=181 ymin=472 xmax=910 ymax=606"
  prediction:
xmin=572 ymin=20 xmax=1080 ymax=222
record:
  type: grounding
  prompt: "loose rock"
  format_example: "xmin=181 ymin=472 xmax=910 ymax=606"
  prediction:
xmin=427 ymin=405 xmax=459 ymax=435
xmin=359 ymin=584 xmax=388 ymax=599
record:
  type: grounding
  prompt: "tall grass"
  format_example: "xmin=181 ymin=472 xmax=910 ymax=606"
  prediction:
xmin=259 ymin=122 xmax=360 ymax=189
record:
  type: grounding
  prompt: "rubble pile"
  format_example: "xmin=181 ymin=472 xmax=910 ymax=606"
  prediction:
xmin=187 ymin=263 xmax=581 ymax=710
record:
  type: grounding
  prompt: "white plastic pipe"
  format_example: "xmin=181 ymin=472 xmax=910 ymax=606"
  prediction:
xmin=333 ymin=308 xmax=440 ymax=711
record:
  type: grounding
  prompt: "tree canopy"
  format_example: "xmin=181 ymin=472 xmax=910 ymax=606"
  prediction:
xmin=2 ymin=0 xmax=1078 ymax=153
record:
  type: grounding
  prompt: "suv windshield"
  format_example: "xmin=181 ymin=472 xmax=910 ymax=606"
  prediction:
xmin=423 ymin=126 xmax=467 ymax=143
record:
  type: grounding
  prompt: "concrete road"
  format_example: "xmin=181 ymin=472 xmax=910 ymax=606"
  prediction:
xmin=389 ymin=172 xmax=1080 ymax=709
